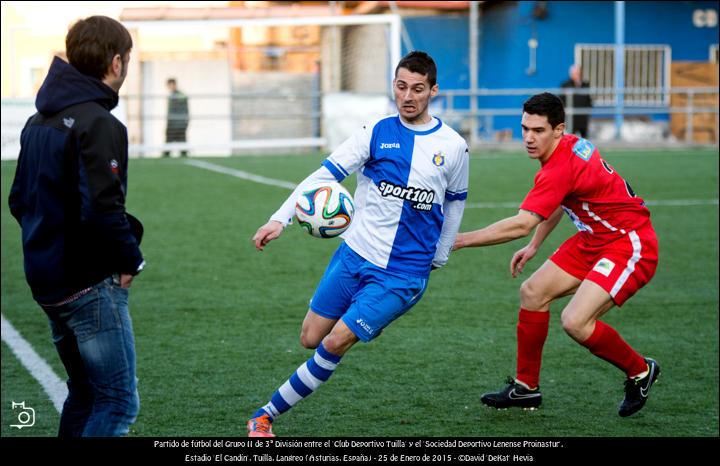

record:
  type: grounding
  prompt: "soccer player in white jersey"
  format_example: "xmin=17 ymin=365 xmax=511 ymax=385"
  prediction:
xmin=248 ymin=51 xmax=469 ymax=436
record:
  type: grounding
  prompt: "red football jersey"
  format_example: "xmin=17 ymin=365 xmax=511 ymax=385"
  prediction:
xmin=520 ymin=134 xmax=651 ymax=239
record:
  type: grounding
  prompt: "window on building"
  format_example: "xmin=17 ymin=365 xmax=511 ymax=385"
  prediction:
xmin=575 ymin=44 xmax=671 ymax=106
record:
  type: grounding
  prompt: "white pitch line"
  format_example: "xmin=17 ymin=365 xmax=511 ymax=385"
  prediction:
xmin=466 ymin=201 xmax=519 ymax=209
xmin=1 ymin=314 xmax=66 ymax=413
xmin=470 ymin=151 xmax=719 ymax=160
xmin=466 ymin=199 xmax=719 ymax=209
xmin=185 ymin=159 xmax=296 ymax=190
xmin=644 ymin=199 xmax=719 ymax=207
xmin=182 ymin=161 xmax=718 ymax=210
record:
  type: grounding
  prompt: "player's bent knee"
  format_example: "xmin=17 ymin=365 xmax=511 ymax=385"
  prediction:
xmin=560 ymin=312 xmax=591 ymax=341
xmin=300 ymin=338 xmax=319 ymax=350
xmin=520 ymin=279 xmax=548 ymax=309
xmin=560 ymin=316 xmax=577 ymax=336
xmin=321 ymin=334 xmax=342 ymax=354
xmin=321 ymin=332 xmax=355 ymax=356
xmin=299 ymin=331 xmax=321 ymax=349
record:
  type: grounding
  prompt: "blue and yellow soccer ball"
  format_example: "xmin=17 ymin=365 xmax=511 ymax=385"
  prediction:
xmin=295 ymin=182 xmax=355 ymax=238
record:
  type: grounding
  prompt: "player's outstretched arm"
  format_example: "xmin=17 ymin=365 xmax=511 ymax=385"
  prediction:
xmin=453 ymin=210 xmax=542 ymax=250
xmin=510 ymin=207 xmax=563 ymax=277
xmin=252 ymin=220 xmax=285 ymax=251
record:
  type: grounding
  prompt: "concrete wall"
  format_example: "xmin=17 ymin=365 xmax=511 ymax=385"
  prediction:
xmin=139 ymin=59 xmax=232 ymax=156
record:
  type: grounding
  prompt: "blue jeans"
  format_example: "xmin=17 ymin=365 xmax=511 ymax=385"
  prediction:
xmin=41 ymin=276 xmax=139 ymax=437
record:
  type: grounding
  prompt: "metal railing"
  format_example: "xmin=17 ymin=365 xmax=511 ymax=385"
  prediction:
xmin=6 ymin=86 xmax=713 ymax=159
xmin=575 ymin=44 xmax=672 ymax=106
xmin=120 ymin=90 xmax=324 ymax=155
xmin=436 ymin=87 xmax=719 ymax=146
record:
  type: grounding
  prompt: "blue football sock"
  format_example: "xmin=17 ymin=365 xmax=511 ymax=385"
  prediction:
xmin=254 ymin=342 xmax=342 ymax=421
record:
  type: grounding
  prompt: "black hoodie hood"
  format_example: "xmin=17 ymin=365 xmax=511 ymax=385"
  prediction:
xmin=35 ymin=56 xmax=119 ymax=115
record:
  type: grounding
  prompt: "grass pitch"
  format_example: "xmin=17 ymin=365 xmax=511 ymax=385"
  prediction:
xmin=1 ymin=148 xmax=718 ymax=437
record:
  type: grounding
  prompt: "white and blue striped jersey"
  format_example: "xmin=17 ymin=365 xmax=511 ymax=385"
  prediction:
xmin=272 ymin=115 xmax=469 ymax=277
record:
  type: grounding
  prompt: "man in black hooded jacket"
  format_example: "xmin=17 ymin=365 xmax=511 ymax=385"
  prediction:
xmin=8 ymin=16 xmax=145 ymax=437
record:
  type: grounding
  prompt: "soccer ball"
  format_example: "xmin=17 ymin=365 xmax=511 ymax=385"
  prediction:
xmin=295 ymin=182 xmax=355 ymax=238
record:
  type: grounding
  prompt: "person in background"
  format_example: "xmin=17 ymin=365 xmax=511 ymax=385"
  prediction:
xmin=163 ymin=77 xmax=189 ymax=157
xmin=560 ymin=65 xmax=592 ymax=138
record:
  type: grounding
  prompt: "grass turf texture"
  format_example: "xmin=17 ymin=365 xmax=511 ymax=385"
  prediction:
xmin=1 ymin=148 xmax=717 ymax=437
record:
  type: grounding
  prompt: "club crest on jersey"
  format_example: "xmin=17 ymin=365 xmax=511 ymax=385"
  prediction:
xmin=432 ymin=151 xmax=445 ymax=167
xmin=110 ymin=159 xmax=120 ymax=175
xmin=572 ymin=138 xmax=594 ymax=161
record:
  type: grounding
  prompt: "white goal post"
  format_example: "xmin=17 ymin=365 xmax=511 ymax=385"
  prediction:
xmin=121 ymin=13 xmax=402 ymax=157
xmin=123 ymin=14 xmax=401 ymax=85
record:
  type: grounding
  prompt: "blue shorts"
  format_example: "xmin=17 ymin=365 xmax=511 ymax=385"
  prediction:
xmin=310 ymin=242 xmax=429 ymax=342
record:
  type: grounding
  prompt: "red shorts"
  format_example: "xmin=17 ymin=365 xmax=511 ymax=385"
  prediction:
xmin=549 ymin=223 xmax=659 ymax=306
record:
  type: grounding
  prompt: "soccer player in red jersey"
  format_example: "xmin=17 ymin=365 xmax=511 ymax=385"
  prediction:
xmin=453 ymin=93 xmax=660 ymax=417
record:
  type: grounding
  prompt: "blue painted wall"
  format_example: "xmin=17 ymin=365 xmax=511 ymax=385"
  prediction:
xmin=401 ymin=15 xmax=472 ymax=115
xmin=402 ymin=15 xmax=470 ymax=91
xmin=403 ymin=1 xmax=719 ymax=139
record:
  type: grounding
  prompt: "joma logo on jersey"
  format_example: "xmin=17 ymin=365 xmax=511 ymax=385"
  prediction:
xmin=378 ymin=180 xmax=435 ymax=211
xmin=356 ymin=319 xmax=375 ymax=335
xmin=379 ymin=142 xmax=400 ymax=149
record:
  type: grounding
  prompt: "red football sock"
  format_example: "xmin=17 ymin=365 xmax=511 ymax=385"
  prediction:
xmin=516 ymin=308 xmax=550 ymax=389
xmin=581 ymin=320 xmax=647 ymax=377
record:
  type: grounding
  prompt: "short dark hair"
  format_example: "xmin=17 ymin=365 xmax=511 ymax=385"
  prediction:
xmin=395 ymin=51 xmax=437 ymax=87
xmin=167 ymin=78 xmax=177 ymax=86
xmin=66 ymin=16 xmax=132 ymax=80
xmin=523 ymin=92 xmax=565 ymax=128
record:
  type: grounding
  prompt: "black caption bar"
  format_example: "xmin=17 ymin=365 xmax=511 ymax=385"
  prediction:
xmin=2 ymin=437 xmax=716 ymax=464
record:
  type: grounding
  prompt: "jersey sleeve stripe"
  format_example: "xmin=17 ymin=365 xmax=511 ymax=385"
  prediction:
xmin=321 ymin=159 xmax=346 ymax=182
xmin=446 ymin=191 xmax=468 ymax=201
xmin=336 ymin=162 xmax=350 ymax=177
